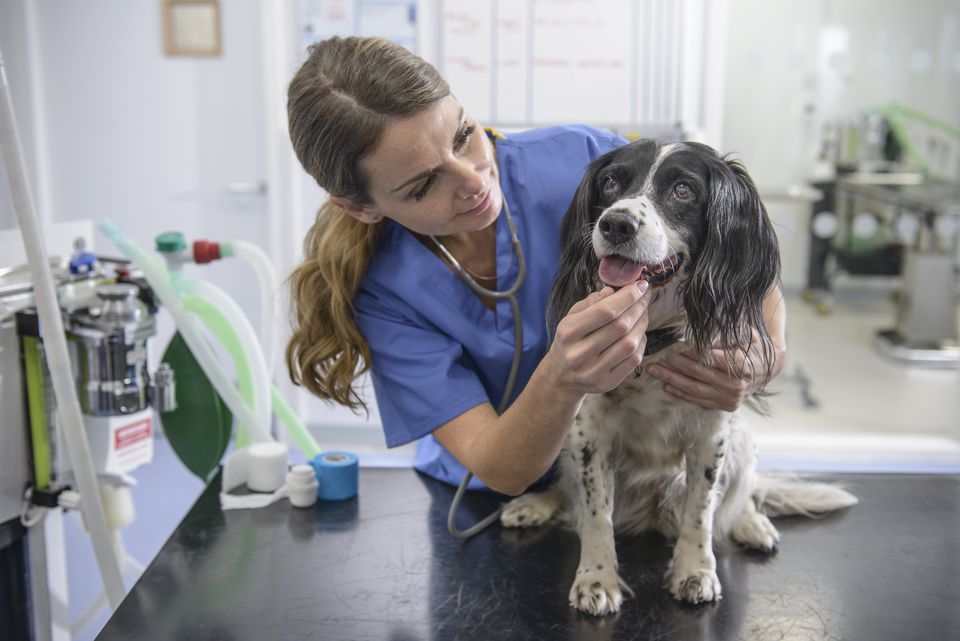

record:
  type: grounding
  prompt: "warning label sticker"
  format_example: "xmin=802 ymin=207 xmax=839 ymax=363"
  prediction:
xmin=115 ymin=418 xmax=153 ymax=451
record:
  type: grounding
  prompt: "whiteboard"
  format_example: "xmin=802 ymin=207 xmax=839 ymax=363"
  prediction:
xmin=299 ymin=0 xmax=417 ymax=52
xmin=437 ymin=0 xmax=706 ymax=133
xmin=298 ymin=0 xmax=714 ymax=136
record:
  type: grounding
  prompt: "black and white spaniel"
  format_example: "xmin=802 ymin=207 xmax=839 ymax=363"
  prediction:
xmin=501 ymin=140 xmax=857 ymax=615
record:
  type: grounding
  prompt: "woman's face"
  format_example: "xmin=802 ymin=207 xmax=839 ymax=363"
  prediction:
xmin=334 ymin=96 xmax=502 ymax=238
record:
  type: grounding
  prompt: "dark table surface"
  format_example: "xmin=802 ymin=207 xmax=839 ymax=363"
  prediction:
xmin=96 ymin=469 xmax=960 ymax=641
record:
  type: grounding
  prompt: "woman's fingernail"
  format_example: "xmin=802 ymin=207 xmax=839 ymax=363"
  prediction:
xmin=636 ymin=280 xmax=649 ymax=294
xmin=648 ymin=365 xmax=660 ymax=377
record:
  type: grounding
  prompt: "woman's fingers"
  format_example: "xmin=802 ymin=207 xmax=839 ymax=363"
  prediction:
xmin=606 ymin=317 xmax=649 ymax=386
xmin=559 ymin=281 xmax=650 ymax=342
xmin=648 ymin=351 xmax=752 ymax=411
xmin=565 ymin=286 xmax=615 ymax=316
xmin=550 ymin=282 xmax=652 ymax=394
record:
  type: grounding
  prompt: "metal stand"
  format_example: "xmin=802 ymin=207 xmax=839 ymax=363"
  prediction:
xmin=874 ymin=223 xmax=958 ymax=368
xmin=873 ymin=329 xmax=959 ymax=367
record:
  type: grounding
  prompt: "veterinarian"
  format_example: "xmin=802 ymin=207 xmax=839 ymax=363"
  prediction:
xmin=285 ymin=36 xmax=787 ymax=500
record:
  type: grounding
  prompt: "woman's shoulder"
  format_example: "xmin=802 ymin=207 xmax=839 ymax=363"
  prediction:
xmin=495 ymin=125 xmax=625 ymax=202
xmin=357 ymin=223 xmax=426 ymax=308
xmin=496 ymin=124 xmax=625 ymax=154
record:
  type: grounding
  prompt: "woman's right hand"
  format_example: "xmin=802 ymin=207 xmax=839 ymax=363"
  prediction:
xmin=545 ymin=280 xmax=651 ymax=395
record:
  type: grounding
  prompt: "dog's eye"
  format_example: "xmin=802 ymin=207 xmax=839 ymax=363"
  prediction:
xmin=601 ymin=175 xmax=619 ymax=195
xmin=673 ymin=182 xmax=694 ymax=201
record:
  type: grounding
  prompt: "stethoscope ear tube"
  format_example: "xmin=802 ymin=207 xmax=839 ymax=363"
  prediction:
xmin=439 ymin=199 xmax=527 ymax=540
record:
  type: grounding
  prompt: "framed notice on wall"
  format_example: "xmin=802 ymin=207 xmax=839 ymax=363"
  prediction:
xmin=163 ymin=0 xmax=222 ymax=57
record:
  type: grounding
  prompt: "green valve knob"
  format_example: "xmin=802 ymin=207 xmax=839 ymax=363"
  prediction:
xmin=156 ymin=232 xmax=187 ymax=253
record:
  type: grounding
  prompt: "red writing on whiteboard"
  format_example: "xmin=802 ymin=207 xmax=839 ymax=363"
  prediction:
xmin=445 ymin=56 xmax=489 ymax=73
xmin=534 ymin=58 xmax=572 ymax=68
xmin=445 ymin=11 xmax=485 ymax=35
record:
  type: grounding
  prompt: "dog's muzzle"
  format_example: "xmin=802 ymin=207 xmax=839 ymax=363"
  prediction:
xmin=597 ymin=210 xmax=639 ymax=246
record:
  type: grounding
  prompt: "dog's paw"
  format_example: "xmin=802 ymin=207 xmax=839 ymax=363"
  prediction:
xmin=732 ymin=511 xmax=780 ymax=552
xmin=665 ymin=566 xmax=722 ymax=604
xmin=569 ymin=569 xmax=632 ymax=616
xmin=500 ymin=493 xmax=558 ymax=528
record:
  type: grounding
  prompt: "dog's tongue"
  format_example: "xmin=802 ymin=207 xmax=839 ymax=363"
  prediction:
xmin=599 ymin=256 xmax=646 ymax=288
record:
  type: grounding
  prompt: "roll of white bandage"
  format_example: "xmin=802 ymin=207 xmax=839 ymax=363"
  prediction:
xmin=246 ymin=442 xmax=289 ymax=492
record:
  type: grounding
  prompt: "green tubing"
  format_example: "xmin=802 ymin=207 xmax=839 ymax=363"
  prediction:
xmin=183 ymin=295 xmax=256 ymax=448
xmin=184 ymin=294 xmax=320 ymax=458
xmin=271 ymin=385 xmax=320 ymax=460
xmin=875 ymin=104 xmax=960 ymax=178
xmin=881 ymin=104 xmax=960 ymax=140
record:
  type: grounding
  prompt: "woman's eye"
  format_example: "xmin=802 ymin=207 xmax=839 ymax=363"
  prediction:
xmin=411 ymin=174 xmax=436 ymax=201
xmin=601 ymin=175 xmax=619 ymax=194
xmin=455 ymin=125 xmax=475 ymax=151
xmin=673 ymin=181 xmax=694 ymax=201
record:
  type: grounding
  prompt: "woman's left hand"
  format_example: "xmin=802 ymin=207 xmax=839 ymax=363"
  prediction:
xmin=647 ymin=330 xmax=785 ymax=412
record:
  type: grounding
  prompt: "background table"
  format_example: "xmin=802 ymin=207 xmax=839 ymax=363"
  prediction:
xmin=96 ymin=469 xmax=960 ymax=641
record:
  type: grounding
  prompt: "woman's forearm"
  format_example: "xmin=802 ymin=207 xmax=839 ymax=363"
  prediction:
xmin=763 ymin=285 xmax=788 ymax=381
xmin=463 ymin=358 xmax=585 ymax=495
xmin=434 ymin=282 xmax=650 ymax=495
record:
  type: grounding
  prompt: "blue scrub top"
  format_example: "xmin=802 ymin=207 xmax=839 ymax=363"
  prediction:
xmin=354 ymin=125 xmax=625 ymax=489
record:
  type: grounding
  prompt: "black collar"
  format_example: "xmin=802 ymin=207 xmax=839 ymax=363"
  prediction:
xmin=644 ymin=327 xmax=682 ymax=356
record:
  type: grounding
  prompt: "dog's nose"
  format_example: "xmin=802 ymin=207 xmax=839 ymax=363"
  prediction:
xmin=598 ymin=211 xmax=640 ymax=245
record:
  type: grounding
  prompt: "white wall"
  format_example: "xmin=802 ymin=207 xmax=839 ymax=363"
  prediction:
xmin=35 ymin=1 xmax=267 ymax=258
xmin=0 ymin=0 xmax=41 ymax=230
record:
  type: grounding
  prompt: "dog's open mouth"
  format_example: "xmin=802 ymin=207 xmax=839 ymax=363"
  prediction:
xmin=598 ymin=253 xmax=685 ymax=288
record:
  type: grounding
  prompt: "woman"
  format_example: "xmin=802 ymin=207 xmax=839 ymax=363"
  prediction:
xmin=286 ymin=37 xmax=786 ymax=496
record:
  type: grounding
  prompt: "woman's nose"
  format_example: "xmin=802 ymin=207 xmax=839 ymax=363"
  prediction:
xmin=454 ymin=162 xmax=486 ymax=199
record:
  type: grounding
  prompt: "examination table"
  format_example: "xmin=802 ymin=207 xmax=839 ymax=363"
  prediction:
xmin=96 ymin=468 xmax=960 ymax=640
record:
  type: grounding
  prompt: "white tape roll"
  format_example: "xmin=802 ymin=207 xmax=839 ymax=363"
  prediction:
xmin=246 ymin=442 xmax=289 ymax=492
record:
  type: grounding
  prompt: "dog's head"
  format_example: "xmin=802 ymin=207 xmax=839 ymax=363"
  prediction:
xmin=548 ymin=139 xmax=781 ymax=379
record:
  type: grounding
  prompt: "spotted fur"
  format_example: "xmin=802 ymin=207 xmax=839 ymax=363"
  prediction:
xmin=500 ymin=140 xmax=858 ymax=615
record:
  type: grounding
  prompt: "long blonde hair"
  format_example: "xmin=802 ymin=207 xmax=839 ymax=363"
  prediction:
xmin=286 ymin=37 xmax=450 ymax=411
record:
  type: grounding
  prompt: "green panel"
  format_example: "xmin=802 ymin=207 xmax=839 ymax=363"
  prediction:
xmin=159 ymin=332 xmax=232 ymax=482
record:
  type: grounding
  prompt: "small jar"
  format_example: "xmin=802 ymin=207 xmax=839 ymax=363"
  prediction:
xmin=286 ymin=464 xmax=319 ymax=508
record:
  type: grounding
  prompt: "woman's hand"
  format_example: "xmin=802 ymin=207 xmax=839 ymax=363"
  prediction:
xmin=648 ymin=286 xmax=788 ymax=412
xmin=647 ymin=328 xmax=786 ymax=412
xmin=545 ymin=281 xmax=652 ymax=396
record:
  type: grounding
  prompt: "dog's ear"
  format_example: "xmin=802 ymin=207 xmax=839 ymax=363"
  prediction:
xmin=682 ymin=153 xmax=781 ymax=381
xmin=546 ymin=152 xmax=613 ymax=338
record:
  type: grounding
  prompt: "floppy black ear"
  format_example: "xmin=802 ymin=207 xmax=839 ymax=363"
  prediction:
xmin=546 ymin=152 xmax=613 ymax=338
xmin=682 ymin=153 xmax=781 ymax=381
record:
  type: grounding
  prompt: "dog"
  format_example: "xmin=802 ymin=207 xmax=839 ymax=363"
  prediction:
xmin=500 ymin=139 xmax=857 ymax=615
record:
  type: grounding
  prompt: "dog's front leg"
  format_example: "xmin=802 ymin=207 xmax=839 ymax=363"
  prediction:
xmin=666 ymin=413 xmax=728 ymax=603
xmin=567 ymin=402 xmax=630 ymax=616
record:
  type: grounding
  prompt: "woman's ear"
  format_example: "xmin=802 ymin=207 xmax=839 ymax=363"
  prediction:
xmin=329 ymin=196 xmax=383 ymax=224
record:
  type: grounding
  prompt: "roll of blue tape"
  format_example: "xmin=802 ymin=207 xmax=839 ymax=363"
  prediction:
xmin=310 ymin=451 xmax=359 ymax=501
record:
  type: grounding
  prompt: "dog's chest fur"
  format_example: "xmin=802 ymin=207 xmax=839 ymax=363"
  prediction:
xmin=587 ymin=345 xmax=715 ymax=472
xmin=574 ymin=285 xmax=721 ymax=474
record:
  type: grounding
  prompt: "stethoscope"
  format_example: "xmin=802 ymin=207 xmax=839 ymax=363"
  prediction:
xmin=429 ymin=194 xmax=527 ymax=539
